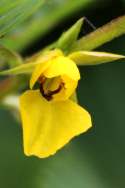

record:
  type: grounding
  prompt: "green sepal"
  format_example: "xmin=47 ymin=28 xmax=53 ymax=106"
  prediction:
xmin=0 ymin=49 xmax=61 ymax=76
xmin=56 ymin=18 xmax=84 ymax=53
xmin=69 ymin=51 xmax=125 ymax=66
xmin=0 ymin=62 xmax=38 ymax=76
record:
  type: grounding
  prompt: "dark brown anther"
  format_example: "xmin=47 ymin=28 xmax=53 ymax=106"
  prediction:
xmin=40 ymin=84 xmax=52 ymax=101
xmin=39 ymin=76 xmax=46 ymax=84
xmin=40 ymin=82 xmax=64 ymax=101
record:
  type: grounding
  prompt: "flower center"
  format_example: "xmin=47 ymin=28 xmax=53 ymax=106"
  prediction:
xmin=39 ymin=76 xmax=64 ymax=101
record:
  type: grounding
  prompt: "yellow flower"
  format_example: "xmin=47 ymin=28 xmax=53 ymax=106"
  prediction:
xmin=20 ymin=50 xmax=92 ymax=158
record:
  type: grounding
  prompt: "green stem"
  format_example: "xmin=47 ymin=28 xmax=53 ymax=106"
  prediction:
xmin=72 ymin=15 xmax=125 ymax=51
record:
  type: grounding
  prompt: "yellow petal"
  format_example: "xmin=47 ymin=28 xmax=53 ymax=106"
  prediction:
xmin=30 ymin=49 xmax=63 ymax=89
xmin=44 ymin=56 xmax=80 ymax=80
xmin=20 ymin=90 xmax=92 ymax=158
xmin=30 ymin=55 xmax=80 ymax=89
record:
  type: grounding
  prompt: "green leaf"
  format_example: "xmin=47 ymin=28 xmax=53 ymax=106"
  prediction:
xmin=0 ymin=0 xmax=44 ymax=37
xmin=72 ymin=15 xmax=125 ymax=51
xmin=0 ymin=46 xmax=23 ymax=69
xmin=69 ymin=51 xmax=125 ymax=66
xmin=1 ymin=0 xmax=94 ymax=51
xmin=56 ymin=18 xmax=84 ymax=53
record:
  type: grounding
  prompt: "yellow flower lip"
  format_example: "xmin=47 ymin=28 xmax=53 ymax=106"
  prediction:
xmin=30 ymin=52 xmax=80 ymax=101
xmin=20 ymin=90 xmax=92 ymax=158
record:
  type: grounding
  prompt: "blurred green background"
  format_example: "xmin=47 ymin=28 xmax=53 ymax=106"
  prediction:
xmin=0 ymin=0 xmax=125 ymax=187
